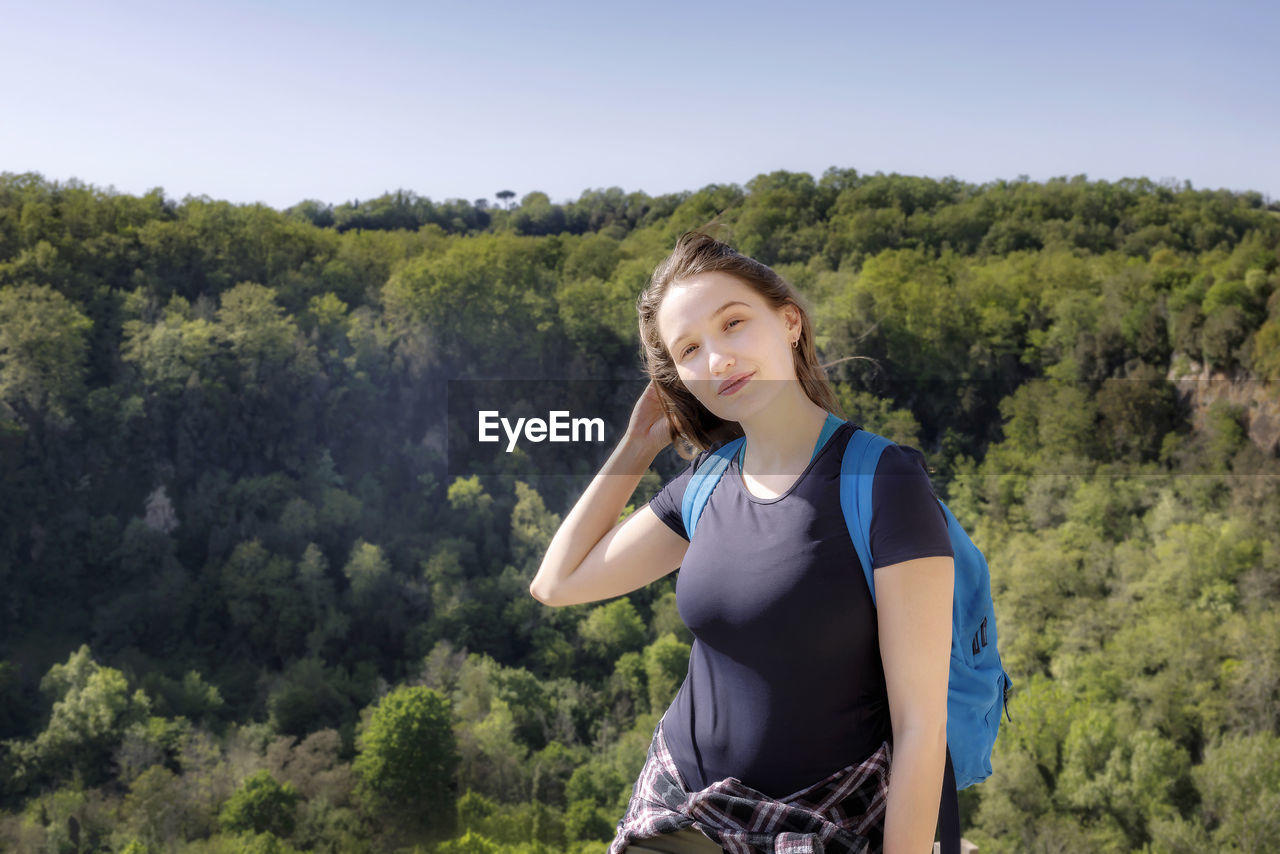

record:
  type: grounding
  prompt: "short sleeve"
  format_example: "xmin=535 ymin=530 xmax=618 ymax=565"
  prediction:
xmin=869 ymin=443 xmax=954 ymax=570
xmin=647 ymin=445 xmax=720 ymax=542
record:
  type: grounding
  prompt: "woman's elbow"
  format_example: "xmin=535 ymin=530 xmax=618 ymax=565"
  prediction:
xmin=530 ymin=576 xmax=575 ymax=607
xmin=529 ymin=581 xmax=557 ymax=606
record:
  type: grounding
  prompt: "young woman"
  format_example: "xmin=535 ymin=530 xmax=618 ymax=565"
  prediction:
xmin=529 ymin=231 xmax=955 ymax=854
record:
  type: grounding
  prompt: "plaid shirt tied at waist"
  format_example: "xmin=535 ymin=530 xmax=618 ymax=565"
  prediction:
xmin=610 ymin=717 xmax=892 ymax=854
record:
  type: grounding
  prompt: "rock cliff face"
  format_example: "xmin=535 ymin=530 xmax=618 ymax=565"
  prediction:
xmin=1166 ymin=354 xmax=1280 ymax=456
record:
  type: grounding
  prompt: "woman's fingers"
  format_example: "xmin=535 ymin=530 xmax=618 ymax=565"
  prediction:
xmin=630 ymin=381 xmax=670 ymax=451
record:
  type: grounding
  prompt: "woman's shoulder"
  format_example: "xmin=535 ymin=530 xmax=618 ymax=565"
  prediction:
xmin=876 ymin=440 xmax=931 ymax=473
xmin=842 ymin=425 xmax=927 ymax=468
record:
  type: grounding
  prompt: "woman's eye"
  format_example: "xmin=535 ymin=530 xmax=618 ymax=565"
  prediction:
xmin=678 ymin=319 xmax=743 ymax=359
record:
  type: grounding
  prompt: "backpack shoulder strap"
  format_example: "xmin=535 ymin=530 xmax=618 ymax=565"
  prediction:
xmin=681 ymin=437 xmax=745 ymax=539
xmin=838 ymin=428 xmax=893 ymax=606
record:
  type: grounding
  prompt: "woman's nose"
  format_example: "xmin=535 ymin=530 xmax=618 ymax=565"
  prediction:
xmin=708 ymin=345 xmax=735 ymax=375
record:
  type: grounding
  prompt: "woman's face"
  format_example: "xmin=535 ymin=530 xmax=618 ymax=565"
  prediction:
xmin=656 ymin=271 xmax=801 ymax=420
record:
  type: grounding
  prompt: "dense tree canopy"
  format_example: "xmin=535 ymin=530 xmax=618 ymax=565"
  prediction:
xmin=0 ymin=167 xmax=1277 ymax=852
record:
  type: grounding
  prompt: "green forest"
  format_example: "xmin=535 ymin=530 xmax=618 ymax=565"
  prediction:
xmin=0 ymin=168 xmax=1277 ymax=853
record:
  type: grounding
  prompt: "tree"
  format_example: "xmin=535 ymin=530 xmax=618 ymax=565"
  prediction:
xmin=647 ymin=588 xmax=691 ymax=644
xmin=219 ymin=538 xmax=305 ymax=664
xmin=266 ymin=658 xmax=353 ymax=738
xmin=295 ymin=543 xmax=348 ymax=660
xmin=553 ymin=272 xmax=637 ymax=366
xmin=212 ymin=281 xmax=321 ymax=471
xmin=353 ymin=685 xmax=459 ymax=833
xmin=3 ymin=644 xmax=151 ymax=788
xmin=509 ymin=481 xmax=560 ymax=574
xmin=342 ymin=539 xmax=392 ymax=604
xmin=342 ymin=539 xmax=406 ymax=654
xmin=264 ymin=728 xmax=355 ymax=807
xmin=219 ymin=769 xmax=301 ymax=837
xmin=446 ymin=476 xmax=499 ymax=571
xmin=455 ymin=697 xmax=529 ymax=803
xmin=1094 ymin=361 xmax=1179 ymax=464
xmin=1248 ymin=306 xmax=1280 ymax=380
xmin=1193 ymin=731 xmax=1280 ymax=851
xmin=119 ymin=289 xmax=220 ymax=394
xmin=121 ymin=764 xmax=202 ymax=849
xmin=564 ymin=798 xmax=615 ymax=843
xmin=0 ymin=281 xmax=93 ymax=426
xmin=510 ymin=192 xmax=566 ymax=236
xmin=608 ymin=651 xmax=649 ymax=719
xmin=578 ymin=599 xmax=646 ymax=662
xmin=380 ymin=232 xmax=559 ymax=374
xmin=736 ymin=169 xmax=824 ymax=264
xmin=215 ymin=282 xmax=307 ymax=383
xmin=642 ymin=633 xmax=691 ymax=713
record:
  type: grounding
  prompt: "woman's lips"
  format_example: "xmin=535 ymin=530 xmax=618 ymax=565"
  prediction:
xmin=719 ymin=372 xmax=754 ymax=395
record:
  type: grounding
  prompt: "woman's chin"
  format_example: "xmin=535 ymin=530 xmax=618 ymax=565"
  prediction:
xmin=707 ymin=393 xmax=760 ymax=423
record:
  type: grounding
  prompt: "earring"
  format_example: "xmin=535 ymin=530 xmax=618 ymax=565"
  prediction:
xmin=792 ymin=338 xmax=799 ymax=349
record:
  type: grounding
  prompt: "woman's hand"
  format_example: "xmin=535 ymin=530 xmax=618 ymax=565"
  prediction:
xmin=626 ymin=380 xmax=673 ymax=457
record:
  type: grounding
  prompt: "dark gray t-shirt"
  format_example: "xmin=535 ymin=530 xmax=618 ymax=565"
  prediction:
xmin=647 ymin=420 xmax=954 ymax=798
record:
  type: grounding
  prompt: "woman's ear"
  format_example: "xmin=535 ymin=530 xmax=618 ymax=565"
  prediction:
xmin=781 ymin=303 xmax=802 ymax=340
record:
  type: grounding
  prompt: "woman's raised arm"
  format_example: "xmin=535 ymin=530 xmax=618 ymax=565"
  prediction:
xmin=529 ymin=382 xmax=690 ymax=607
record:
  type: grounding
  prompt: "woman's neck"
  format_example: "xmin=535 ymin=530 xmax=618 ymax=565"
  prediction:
xmin=736 ymin=389 xmax=831 ymax=475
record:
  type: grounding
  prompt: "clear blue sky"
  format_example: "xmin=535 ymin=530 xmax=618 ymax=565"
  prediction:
xmin=4 ymin=0 xmax=1277 ymax=210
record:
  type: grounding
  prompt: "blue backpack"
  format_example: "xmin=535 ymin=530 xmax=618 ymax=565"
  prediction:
xmin=681 ymin=419 xmax=1012 ymax=854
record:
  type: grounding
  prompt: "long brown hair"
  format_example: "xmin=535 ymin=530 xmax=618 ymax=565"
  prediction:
xmin=637 ymin=224 xmax=843 ymax=459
